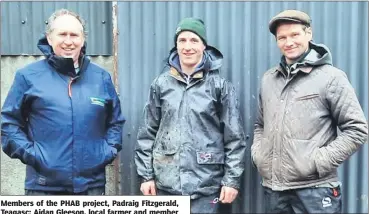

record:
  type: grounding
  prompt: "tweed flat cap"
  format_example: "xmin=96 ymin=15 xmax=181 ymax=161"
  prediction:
xmin=269 ymin=10 xmax=311 ymax=35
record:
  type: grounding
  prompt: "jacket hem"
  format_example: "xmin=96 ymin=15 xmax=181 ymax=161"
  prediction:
xmin=24 ymin=182 xmax=106 ymax=193
xmin=156 ymin=184 xmax=220 ymax=200
xmin=261 ymin=175 xmax=339 ymax=191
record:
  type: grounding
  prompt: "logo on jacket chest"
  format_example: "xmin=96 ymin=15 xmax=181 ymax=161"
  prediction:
xmin=90 ymin=97 xmax=106 ymax=107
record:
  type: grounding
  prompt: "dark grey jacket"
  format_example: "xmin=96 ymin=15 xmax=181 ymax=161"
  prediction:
xmin=135 ymin=46 xmax=246 ymax=199
xmin=251 ymin=42 xmax=368 ymax=191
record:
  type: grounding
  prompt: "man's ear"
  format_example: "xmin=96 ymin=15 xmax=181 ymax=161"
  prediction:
xmin=201 ymin=42 xmax=206 ymax=52
xmin=46 ymin=34 xmax=52 ymax=45
xmin=81 ymin=36 xmax=86 ymax=46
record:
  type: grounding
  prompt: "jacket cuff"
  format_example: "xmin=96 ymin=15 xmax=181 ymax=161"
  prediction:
xmin=140 ymin=175 xmax=155 ymax=183
xmin=221 ymin=179 xmax=240 ymax=189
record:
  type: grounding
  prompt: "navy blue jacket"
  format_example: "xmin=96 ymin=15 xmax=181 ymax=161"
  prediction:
xmin=1 ymin=36 xmax=125 ymax=193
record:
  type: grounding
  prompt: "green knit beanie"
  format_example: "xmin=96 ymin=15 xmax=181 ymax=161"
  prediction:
xmin=174 ymin=17 xmax=207 ymax=46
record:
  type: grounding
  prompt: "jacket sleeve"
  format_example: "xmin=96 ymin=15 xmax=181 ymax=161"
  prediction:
xmin=135 ymin=78 xmax=161 ymax=182
xmin=314 ymin=71 xmax=368 ymax=177
xmin=220 ymin=80 xmax=247 ymax=189
xmin=103 ymin=72 xmax=125 ymax=163
xmin=1 ymin=71 xmax=36 ymax=166
xmin=251 ymin=89 xmax=264 ymax=167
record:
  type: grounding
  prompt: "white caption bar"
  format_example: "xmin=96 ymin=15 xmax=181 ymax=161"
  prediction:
xmin=0 ymin=196 xmax=190 ymax=214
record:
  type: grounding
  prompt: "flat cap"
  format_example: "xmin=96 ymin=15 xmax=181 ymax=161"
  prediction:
xmin=269 ymin=10 xmax=311 ymax=35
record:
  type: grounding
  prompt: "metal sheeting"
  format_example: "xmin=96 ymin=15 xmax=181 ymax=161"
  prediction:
xmin=117 ymin=2 xmax=368 ymax=213
xmin=1 ymin=1 xmax=112 ymax=55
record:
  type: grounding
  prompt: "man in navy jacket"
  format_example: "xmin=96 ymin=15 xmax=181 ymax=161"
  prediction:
xmin=1 ymin=9 xmax=125 ymax=195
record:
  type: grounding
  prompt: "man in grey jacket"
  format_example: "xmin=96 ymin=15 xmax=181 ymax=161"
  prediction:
xmin=135 ymin=17 xmax=246 ymax=213
xmin=251 ymin=9 xmax=368 ymax=213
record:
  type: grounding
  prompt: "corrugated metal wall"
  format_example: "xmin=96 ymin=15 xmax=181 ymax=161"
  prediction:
xmin=1 ymin=1 xmax=112 ymax=55
xmin=117 ymin=2 xmax=368 ymax=213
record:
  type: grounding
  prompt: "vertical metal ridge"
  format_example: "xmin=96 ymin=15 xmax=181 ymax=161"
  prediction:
xmin=1 ymin=1 xmax=112 ymax=55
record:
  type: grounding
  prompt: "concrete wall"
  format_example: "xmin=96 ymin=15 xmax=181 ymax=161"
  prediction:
xmin=0 ymin=56 xmax=118 ymax=195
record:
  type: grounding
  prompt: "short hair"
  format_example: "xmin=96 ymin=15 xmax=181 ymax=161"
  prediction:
xmin=45 ymin=8 xmax=87 ymax=37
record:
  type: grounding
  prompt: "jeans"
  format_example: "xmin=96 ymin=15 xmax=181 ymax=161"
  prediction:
xmin=263 ymin=186 xmax=342 ymax=213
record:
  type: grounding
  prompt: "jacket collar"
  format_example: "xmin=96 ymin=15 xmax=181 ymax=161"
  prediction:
xmin=170 ymin=67 xmax=204 ymax=82
xmin=273 ymin=65 xmax=313 ymax=74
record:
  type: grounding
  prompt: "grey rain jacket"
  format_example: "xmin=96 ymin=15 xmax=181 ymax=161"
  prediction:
xmin=135 ymin=46 xmax=247 ymax=199
xmin=251 ymin=42 xmax=368 ymax=191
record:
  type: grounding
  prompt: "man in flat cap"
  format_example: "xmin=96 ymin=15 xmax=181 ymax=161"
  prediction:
xmin=135 ymin=17 xmax=246 ymax=213
xmin=251 ymin=9 xmax=368 ymax=213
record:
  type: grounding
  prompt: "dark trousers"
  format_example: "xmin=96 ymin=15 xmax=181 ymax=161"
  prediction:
xmin=263 ymin=186 xmax=342 ymax=213
xmin=157 ymin=189 xmax=226 ymax=214
xmin=25 ymin=186 xmax=105 ymax=195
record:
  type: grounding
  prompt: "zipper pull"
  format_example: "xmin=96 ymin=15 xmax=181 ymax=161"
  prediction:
xmin=68 ymin=78 xmax=73 ymax=97
xmin=68 ymin=77 xmax=79 ymax=97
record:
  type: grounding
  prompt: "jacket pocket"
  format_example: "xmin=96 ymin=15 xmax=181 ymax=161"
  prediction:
xmin=196 ymin=150 xmax=224 ymax=164
xmin=253 ymin=138 xmax=272 ymax=180
xmin=82 ymin=139 xmax=108 ymax=175
xmin=33 ymin=144 xmax=41 ymax=171
xmin=33 ymin=142 xmax=48 ymax=173
xmin=283 ymin=139 xmax=319 ymax=182
xmin=195 ymin=150 xmax=224 ymax=190
xmin=295 ymin=93 xmax=320 ymax=101
xmin=33 ymin=143 xmax=72 ymax=186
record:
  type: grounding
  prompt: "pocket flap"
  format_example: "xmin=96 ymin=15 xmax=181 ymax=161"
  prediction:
xmin=196 ymin=150 xmax=224 ymax=164
xmin=295 ymin=93 xmax=320 ymax=101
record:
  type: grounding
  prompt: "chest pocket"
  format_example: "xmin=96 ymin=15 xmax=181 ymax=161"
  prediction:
xmin=295 ymin=93 xmax=320 ymax=101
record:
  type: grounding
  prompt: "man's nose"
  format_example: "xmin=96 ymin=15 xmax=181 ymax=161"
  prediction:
xmin=63 ymin=35 xmax=73 ymax=45
xmin=285 ymin=37 xmax=294 ymax=47
xmin=184 ymin=41 xmax=191 ymax=50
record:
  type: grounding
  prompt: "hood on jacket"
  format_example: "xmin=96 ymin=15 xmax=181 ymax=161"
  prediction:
xmin=167 ymin=45 xmax=223 ymax=76
xmin=37 ymin=34 xmax=89 ymax=77
xmin=280 ymin=41 xmax=333 ymax=73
